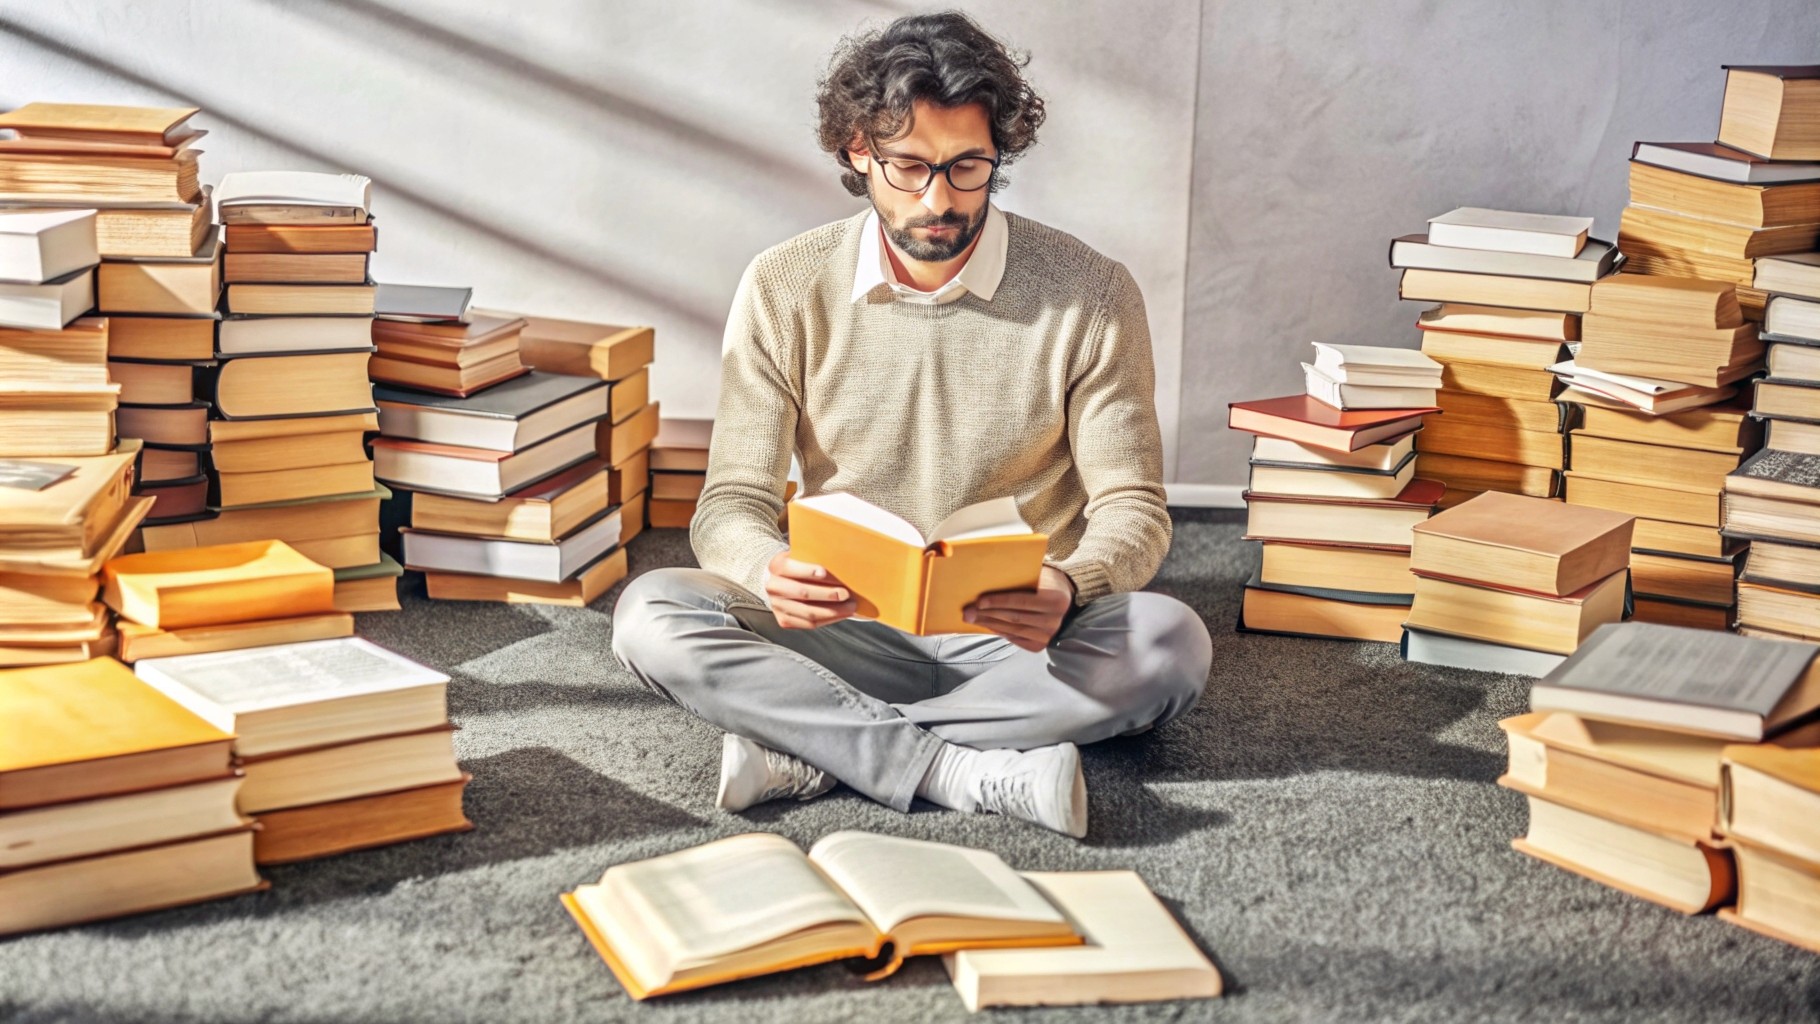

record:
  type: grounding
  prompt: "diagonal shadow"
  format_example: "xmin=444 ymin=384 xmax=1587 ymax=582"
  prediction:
xmin=0 ymin=17 xmax=717 ymax=332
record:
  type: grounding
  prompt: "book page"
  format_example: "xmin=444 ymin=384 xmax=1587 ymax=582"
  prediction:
xmin=600 ymin=833 xmax=869 ymax=969
xmin=793 ymin=492 xmax=923 ymax=545
xmin=808 ymin=831 xmax=1064 ymax=935
xmin=135 ymin=637 xmax=447 ymax=712
xmin=926 ymin=496 xmax=1032 ymax=544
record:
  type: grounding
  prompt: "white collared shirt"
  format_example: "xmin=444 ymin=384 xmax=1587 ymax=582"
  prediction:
xmin=850 ymin=203 xmax=1008 ymax=305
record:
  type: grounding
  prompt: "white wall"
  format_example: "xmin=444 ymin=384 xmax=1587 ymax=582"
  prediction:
xmin=0 ymin=0 xmax=1201 ymax=478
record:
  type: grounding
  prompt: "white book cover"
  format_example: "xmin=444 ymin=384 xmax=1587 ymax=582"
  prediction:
xmin=0 ymin=267 xmax=95 ymax=330
xmin=0 ymin=209 xmax=98 ymax=285
xmin=134 ymin=636 xmax=447 ymax=715
xmin=215 ymin=171 xmax=373 ymax=210
xmin=1547 ymin=359 xmax=1683 ymax=396
xmin=1311 ymin=343 xmax=1442 ymax=383
xmin=1303 ymin=363 xmax=1437 ymax=410
xmin=1427 ymin=207 xmax=1593 ymax=258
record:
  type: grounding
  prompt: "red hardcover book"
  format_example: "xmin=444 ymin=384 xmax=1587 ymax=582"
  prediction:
xmin=1228 ymin=395 xmax=1439 ymax=452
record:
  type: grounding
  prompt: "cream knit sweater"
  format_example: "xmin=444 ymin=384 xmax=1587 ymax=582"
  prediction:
xmin=691 ymin=208 xmax=1171 ymax=608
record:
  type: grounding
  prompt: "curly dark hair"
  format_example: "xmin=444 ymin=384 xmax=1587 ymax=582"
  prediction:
xmin=815 ymin=11 xmax=1046 ymax=197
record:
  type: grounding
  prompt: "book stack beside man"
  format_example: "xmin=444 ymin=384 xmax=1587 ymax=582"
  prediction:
xmin=0 ymin=656 xmax=264 ymax=936
xmin=1718 ymin=739 xmax=1820 ymax=953
xmin=1724 ymin=449 xmax=1820 ymax=640
xmin=1228 ymin=376 xmax=1441 ymax=643
xmin=1500 ymin=622 xmax=1820 ymax=919
xmin=100 ymin=538 xmax=351 ymax=663
xmin=647 ymin=417 xmax=713 ymax=528
xmin=1554 ymin=275 xmax=1764 ymax=631
xmin=135 ymin=171 xmax=401 ymax=613
xmin=373 ymin=371 xmax=625 ymax=606
xmin=370 ymin=286 xmax=526 ymax=397
xmin=1392 ymin=207 xmax=1617 ymax=506
xmin=482 ymin=311 xmax=658 ymax=546
xmin=1402 ymin=492 xmax=1633 ymax=673
xmin=1622 ymin=65 xmax=1820 ymax=324
xmin=132 ymin=636 xmax=468 ymax=865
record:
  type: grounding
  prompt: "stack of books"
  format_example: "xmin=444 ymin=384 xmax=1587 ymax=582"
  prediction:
xmin=1500 ymin=622 xmax=1820 ymax=920
xmin=132 ymin=636 xmax=469 ymax=865
xmin=136 ymin=170 xmax=402 ymax=613
xmin=1556 ymin=276 xmax=1765 ymax=631
xmin=1403 ymin=492 xmax=1633 ymax=672
xmin=1392 ymin=207 xmax=1619 ymax=506
xmin=1754 ymin=252 xmax=1820 ymax=456
xmin=0 ymin=656 xmax=264 ymax=935
xmin=100 ymin=539 xmax=350 ymax=663
xmin=1718 ymin=740 xmax=1820 ymax=953
xmin=371 ymin=286 xmax=527 ymax=396
xmin=647 ymin=417 xmax=713 ymax=528
xmin=0 ymin=210 xmax=116 ymax=460
xmin=1229 ymin=392 xmax=1440 ymax=642
xmin=1622 ymin=66 xmax=1820 ymax=323
xmin=0 ymin=444 xmax=150 ymax=666
xmin=374 ymin=372 xmax=627 ymax=605
xmin=484 ymin=311 xmax=657 ymax=546
xmin=1726 ymin=449 xmax=1820 ymax=639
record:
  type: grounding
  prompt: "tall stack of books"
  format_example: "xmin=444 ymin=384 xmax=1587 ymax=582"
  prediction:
xmin=1725 ymin=449 xmax=1820 ymax=639
xmin=131 ymin=637 xmax=469 ymax=866
xmin=1229 ymin=372 xmax=1440 ymax=643
xmin=648 ymin=417 xmax=713 ymax=528
xmin=1402 ymin=492 xmax=1633 ymax=673
xmin=375 ymin=372 xmax=627 ymax=606
xmin=1554 ymin=276 xmax=1764 ymax=631
xmin=0 ymin=656 xmax=264 ymax=935
xmin=484 ymin=311 xmax=658 ymax=547
xmin=1718 ymin=741 xmax=1820 ymax=953
xmin=1392 ymin=208 xmax=1618 ymax=507
xmin=1501 ymin=622 xmax=1820 ymax=922
xmin=101 ymin=539 xmax=351 ymax=663
xmin=138 ymin=170 xmax=401 ymax=613
xmin=0 ymin=445 xmax=148 ymax=666
xmin=1623 ymin=66 xmax=1820 ymax=324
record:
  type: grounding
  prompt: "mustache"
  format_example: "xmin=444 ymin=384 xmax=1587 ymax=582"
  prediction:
xmin=902 ymin=210 xmax=971 ymax=229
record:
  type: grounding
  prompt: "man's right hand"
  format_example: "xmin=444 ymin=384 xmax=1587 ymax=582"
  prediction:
xmin=765 ymin=550 xmax=858 ymax=630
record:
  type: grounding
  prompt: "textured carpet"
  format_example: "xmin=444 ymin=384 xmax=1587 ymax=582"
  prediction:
xmin=3 ymin=510 xmax=1818 ymax=1024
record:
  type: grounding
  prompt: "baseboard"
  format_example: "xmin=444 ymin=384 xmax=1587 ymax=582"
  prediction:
xmin=1164 ymin=483 xmax=1245 ymax=508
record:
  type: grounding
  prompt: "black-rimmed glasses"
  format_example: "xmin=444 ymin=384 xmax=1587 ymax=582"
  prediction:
xmin=870 ymin=147 xmax=1001 ymax=193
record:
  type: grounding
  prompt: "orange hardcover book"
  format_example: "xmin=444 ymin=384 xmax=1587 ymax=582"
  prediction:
xmin=101 ymin=539 xmax=337 ymax=629
xmin=787 ymin=494 xmax=1048 ymax=636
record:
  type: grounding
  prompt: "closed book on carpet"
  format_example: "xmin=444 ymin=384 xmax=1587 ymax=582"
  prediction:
xmin=116 ymin=611 xmax=355 ymax=664
xmin=402 ymin=507 xmax=622 ymax=583
xmin=253 ymin=773 xmax=473 ymax=866
xmin=1718 ymin=65 xmax=1820 ymax=161
xmin=1425 ymin=207 xmax=1593 ymax=258
xmin=1243 ymin=479 xmax=1442 ymax=547
xmin=1227 ymin=394 xmax=1435 ymax=452
xmin=563 ymin=830 xmax=1079 ymax=1001
xmin=424 ymin=546 xmax=628 ymax=606
xmin=1410 ymin=491 xmax=1632 ymax=596
xmin=0 ymin=827 xmax=263 ymax=937
xmin=1510 ymin=793 xmax=1733 ymax=914
xmin=103 ymin=539 xmax=335 ymax=629
xmin=372 ymin=421 xmax=597 ymax=499
xmin=374 ymin=371 xmax=609 ymax=451
xmin=0 ymin=774 xmax=244 ymax=871
xmin=0 ymin=656 xmax=233 ymax=811
xmin=133 ymin=636 xmax=449 ymax=758
xmin=1720 ymin=842 xmax=1820 ymax=955
xmin=1405 ymin=569 xmax=1627 ymax=655
xmin=409 ymin=458 xmax=609 ymax=542
xmin=1530 ymin=622 xmax=1820 ymax=741
xmin=1722 ymin=744 xmax=1820 ymax=863
xmin=485 ymin=309 xmax=655 ymax=382
xmin=1389 ymin=232 xmax=1613 ymax=281
xmin=209 ymin=349 xmax=376 ymax=419
xmin=235 ymin=723 xmax=462 ymax=814
xmin=944 ymin=870 xmax=1220 ymax=1011
xmin=787 ymin=493 xmax=1047 ymax=637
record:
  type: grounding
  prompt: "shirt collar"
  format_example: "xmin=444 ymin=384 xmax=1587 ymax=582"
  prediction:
xmin=851 ymin=203 xmax=1008 ymax=305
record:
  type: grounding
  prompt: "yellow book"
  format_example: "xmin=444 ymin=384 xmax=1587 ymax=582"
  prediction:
xmin=787 ymin=493 xmax=1048 ymax=636
xmin=101 ymin=539 xmax=336 ymax=629
xmin=563 ymin=831 xmax=1080 ymax=1001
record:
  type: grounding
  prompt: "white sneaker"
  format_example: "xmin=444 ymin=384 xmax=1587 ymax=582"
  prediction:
xmin=973 ymin=743 xmax=1088 ymax=838
xmin=716 ymin=734 xmax=836 ymax=812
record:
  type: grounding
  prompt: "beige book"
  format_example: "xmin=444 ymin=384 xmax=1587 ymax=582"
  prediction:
xmin=611 ymin=367 xmax=649 ymax=425
xmin=1723 ymin=744 xmax=1820 ymax=862
xmin=1511 ymin=794 xmax=1733 ymax=914
xmin=116 ymin=611 xmax=354 ymax=664
xmin=1404 ymin=568 xmax=1627 ymax=654
xmin=425 ymin=547 xmax=629 ymax=607
xmin=1629 ymin=551 xmax=1737 ymax=606
xmin=1630 ymin=517 xmax=1733 ymax=559
xmin=1399 ymin=268 xmax=1594 ymax=314
xmin=1432 ymin=390 xmax=1563 ymax=433
xmin=1568 ymin=434 xmax=1743 ymax=491
xmin=599 ymin=400 xmax=660 ymax=466
xmin=1565 ymin=472 xmax=1721 ymax=528
xmin=1618 ymin=205 xmax=1820 ymax=260
xmin=236 ymin=724 xmax=461 ymax=812
xmin=1616 ymin=238 xmax=1755 ymax=288
xmin=1587 ymin=273 xmax=1741 ymax=326
xmin=96 ymin=240 xmax=221 ymax=316
xmin=105 ymin=314 xmax=216 ymax=361
xmin=1720 ymin=842 xmax=1820 ymax=954
xmin=1631 ymin=596 xmax=1733 ymax=632
xmin=1414 ymin=453 xmax=1559 ymax=498
xmin=944 ymin=871 xmax=1221 ymax=1011
xmin=1418 ymin=328 xmax=1567 ymax=369
xmin=1435 ymin=358 xmax=1562 ymax=401
xmin=0 ymin=828 xmax=264 ymax=937
xmin=1258 ymin=541 xmax=1413 ymax=595
xmin=1239 ymin=586 xmax=1409 ymax=643
xmin=1409 ymin=491 xmax=1632 ymax=596
xmin=1567 ymin=394 xmax=1759 ymax=454
xmin=0 ymin=774 xmax=244 ymax=871
xmin=1415 ymin=419 xmax=1565 ymax=469
xmin=1718 ymin=67 xmax=1820 ymax=161
xmin=1418 ymin=303 xmax=1580 ymax=341
xmin=0 ymin=386 xmax=118 ymax=458
xmin=486 ymin=310 xmax=654 ymax=382
xmin=563 ymin=831 xmax=1079 ymax=1001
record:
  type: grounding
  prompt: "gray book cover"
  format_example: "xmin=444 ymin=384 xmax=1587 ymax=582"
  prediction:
xmin=1537 ymin=622 xmax=1817 ymax=716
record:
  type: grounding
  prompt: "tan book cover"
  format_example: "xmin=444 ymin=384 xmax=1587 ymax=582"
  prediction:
xmin=598 ymin=401 xmax=659 ymax=466
xmin=115 ymin=611 xmax=354 ymax=664
xmin=254 ymin=774 xmax=473 ymax=865
xmin=1587 ymin=273 xmax=1741 ymax=326
xmin=485 ymin=309 xmax=654 ymax=382
xmin=1410 ymin=491 xmax=1633 ymax=596
xmin=0 ymin=103 xmax=198 ymax=143
xmin=102 ymin=539 xmax=337 ymax=629
xmin=788 ymin=493 xmax=1047 ymax=637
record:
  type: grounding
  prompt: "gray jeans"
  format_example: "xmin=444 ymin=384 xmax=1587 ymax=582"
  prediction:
xmin=610 ymin=567 xmax=1212 ymax=812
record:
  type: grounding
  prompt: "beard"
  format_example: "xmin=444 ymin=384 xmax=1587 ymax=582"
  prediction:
xmin=878 ymin=201 xmax=988 ymax=262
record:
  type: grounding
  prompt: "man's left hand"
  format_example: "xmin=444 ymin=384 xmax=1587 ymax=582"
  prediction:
xmin=964 ymin=565 xmax=1076 ymax=652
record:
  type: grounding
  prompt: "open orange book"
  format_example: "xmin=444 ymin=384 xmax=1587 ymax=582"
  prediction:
xmin=786 ymin=494 xmax=1048 ymax=635
xmin=561 ymin=831 xmax=1080 ymax=1000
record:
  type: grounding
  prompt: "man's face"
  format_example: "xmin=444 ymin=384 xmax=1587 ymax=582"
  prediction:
xmin=849 ymin=99 xmax=995 ymax=263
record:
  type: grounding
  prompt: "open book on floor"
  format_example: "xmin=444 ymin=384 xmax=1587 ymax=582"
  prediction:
xmin=787 ymin=494 xmax=1048 ymax=636
xmin=562 ymin=831 xmax=1080 ymax=1000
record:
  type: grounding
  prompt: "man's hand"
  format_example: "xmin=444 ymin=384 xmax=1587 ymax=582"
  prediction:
xmin=765 ymin=550 xmax=858 ymax=630
xmin=964 ymin=565 xmax=1077 ymax=652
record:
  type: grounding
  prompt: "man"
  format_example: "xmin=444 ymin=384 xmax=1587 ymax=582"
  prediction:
xmin=612 ymin=11 xmax=1211 ymax=838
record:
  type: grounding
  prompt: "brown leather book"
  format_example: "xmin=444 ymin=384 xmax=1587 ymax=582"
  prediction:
xmin=1228 ymin=394 xmax=1434 ymax=452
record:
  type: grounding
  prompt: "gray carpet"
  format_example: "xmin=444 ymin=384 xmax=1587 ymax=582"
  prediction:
xmin=3 ymin=510 xmax=1818 ymax=1024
